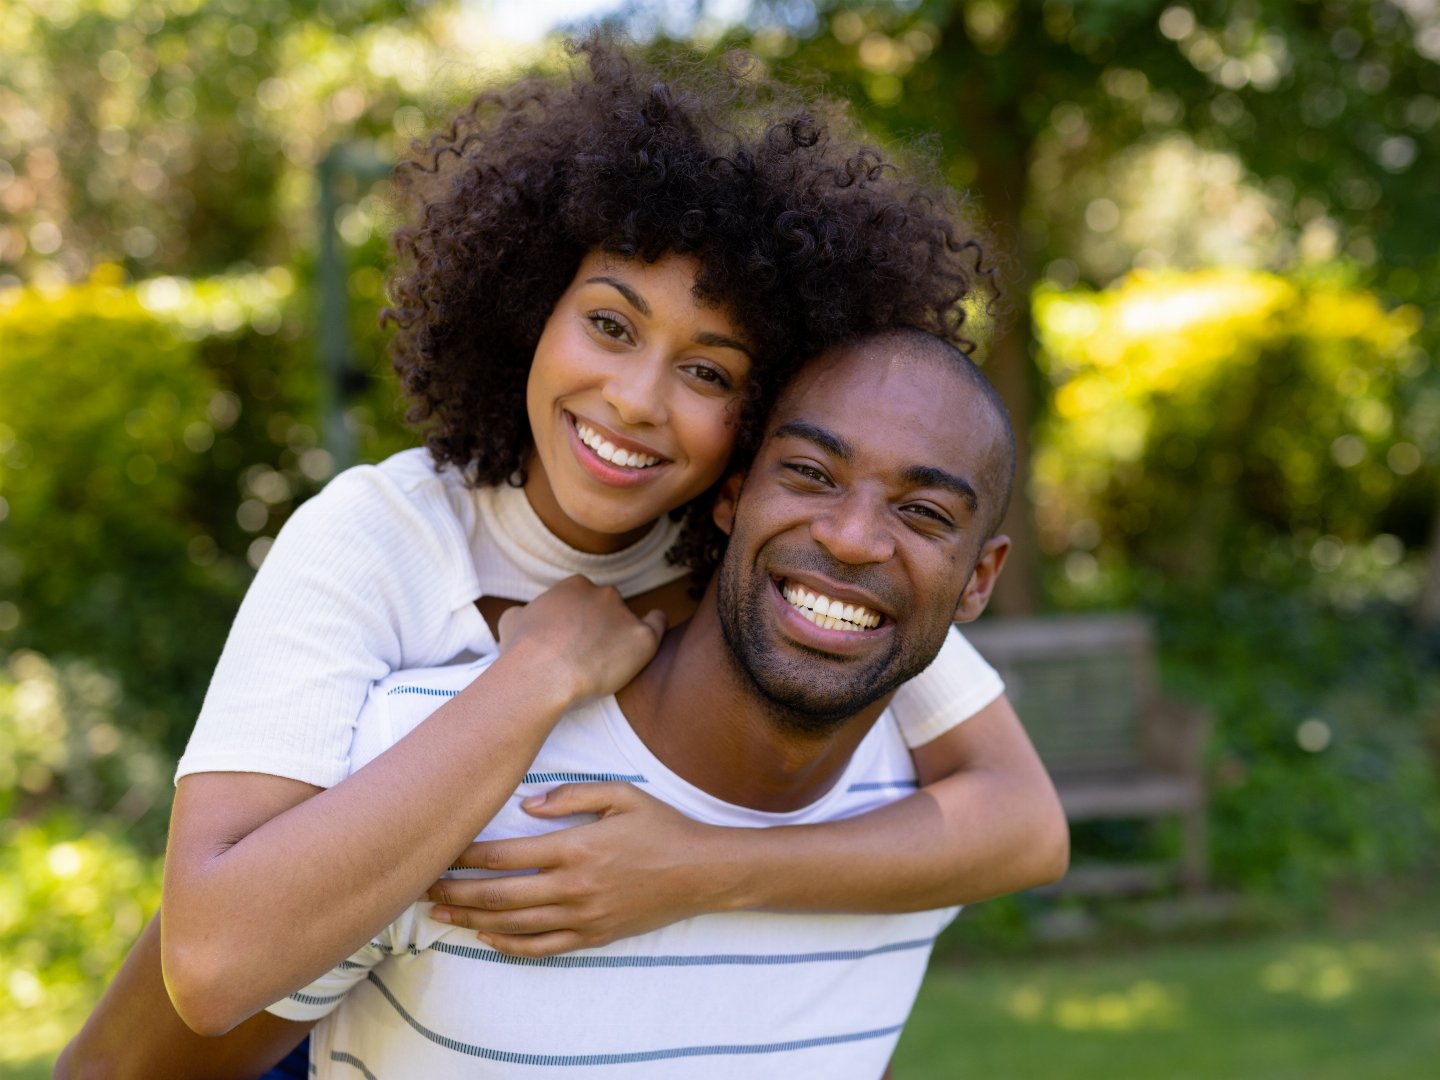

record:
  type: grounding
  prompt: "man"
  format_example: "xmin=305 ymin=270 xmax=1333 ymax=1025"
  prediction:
xmin=266 ymin=327 xmax=1019 ymax=1078
xmin=62 ymin=327 xmax=1033 ymax=1078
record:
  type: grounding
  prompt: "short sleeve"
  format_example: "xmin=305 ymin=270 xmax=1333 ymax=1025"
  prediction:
xmin=889 ymin=625 xmax=1004 ymax=748
xmin=264 ymin=938 xmax=388 ymax=1022
xmin=175 ymin=461 xmax=481 ymax=788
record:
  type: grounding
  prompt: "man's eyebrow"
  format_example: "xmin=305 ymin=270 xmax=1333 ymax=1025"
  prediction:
xmin=770 ymin=420 xmax=851 ymax=461
xmin=903 ymin=465 xmax=979 ymax=515
xmin=585 ymin=276 xmax=650 ymax=317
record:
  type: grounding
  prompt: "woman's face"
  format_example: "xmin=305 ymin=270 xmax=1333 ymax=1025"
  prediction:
xmin=524 ymin=250 xmax=754 ymax=554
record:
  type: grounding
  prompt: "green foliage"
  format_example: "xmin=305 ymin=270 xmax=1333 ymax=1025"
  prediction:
xmin=1025 ymin=267 xmax=1440 ymax=907
xmin=0 ymin=812 xmax=162 ymax=1061
xmin=1160 ymin=588 xmax=1440 ymax=906
xmin=0 ymin=270 xmax=348 ymax=754
xmin=1032 ymin=268 xmax=1433 ymax=602
xmin=0 ymin=648 xmax=174 ymax=846
xmin=0 ymin=0 xmax=544 ymax=286
xmin=0 ymin=647 xmax=166 ymax=1060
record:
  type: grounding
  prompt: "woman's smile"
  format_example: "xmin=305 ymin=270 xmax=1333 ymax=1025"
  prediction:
xmin=523 ymin=250 xmax=753 ymax=554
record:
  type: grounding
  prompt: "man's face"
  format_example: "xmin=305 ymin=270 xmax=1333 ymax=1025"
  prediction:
xmin=713 ymin=340 xmax=1010 ymax=731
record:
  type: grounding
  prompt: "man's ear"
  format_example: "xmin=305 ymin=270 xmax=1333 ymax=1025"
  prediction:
xmin=712 ymin=472 xmax=746 ymax=536
xmin=954 ymin=535 xmax=1010 ymax=623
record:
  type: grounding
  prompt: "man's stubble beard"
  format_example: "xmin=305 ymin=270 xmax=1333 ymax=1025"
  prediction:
xmin=715 ymin=546 xmax=945 ymax=738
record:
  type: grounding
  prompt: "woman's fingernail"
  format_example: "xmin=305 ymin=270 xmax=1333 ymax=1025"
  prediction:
xmin=476 ymin=933 xmax=494 ymax=947
xmin=431 ymin=908 xmax=452 ymax=923
xmin=522 ymin=794 xmax=546 ymax=810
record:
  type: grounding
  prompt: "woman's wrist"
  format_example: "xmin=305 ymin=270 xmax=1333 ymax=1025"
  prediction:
xmin=483 ymin=639 xmax=592 ymax=716
xmin=695 ymin=824 xmax=778 ymax=914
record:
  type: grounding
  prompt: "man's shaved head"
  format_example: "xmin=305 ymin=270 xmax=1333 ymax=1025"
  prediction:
xmin=775 ymin=327 xmax=1016 ymax=537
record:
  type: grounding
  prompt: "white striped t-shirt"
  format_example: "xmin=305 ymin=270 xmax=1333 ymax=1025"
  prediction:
xmin=269 ymin=658 xmax=960 ymax=1079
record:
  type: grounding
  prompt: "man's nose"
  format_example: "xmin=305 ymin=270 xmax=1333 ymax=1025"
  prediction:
xmin=809 ymin=491 xmax=895 ymax=565
xmin=602 ymin=355 xmax=668 ymax=428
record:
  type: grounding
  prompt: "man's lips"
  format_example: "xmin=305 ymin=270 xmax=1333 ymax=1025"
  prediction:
xmin=770 ymin=574 xmax=892 ymax=640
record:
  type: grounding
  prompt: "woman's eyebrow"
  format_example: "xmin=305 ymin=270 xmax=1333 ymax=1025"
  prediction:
xmin=585 ymin=276 xmax=650 ymax=316
xmin=694 ymin=330 xmax=753 ymax=358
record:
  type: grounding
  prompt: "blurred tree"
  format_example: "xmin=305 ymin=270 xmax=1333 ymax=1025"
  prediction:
xmin=0 ymin=269 xmax=324 ymax=754
xmin=0 ymin=0 xmax=528 ymax=285
xmin=727 ymin=0 xmax=1440 ymax=612
xmin=1032 ymin=267 xmax=1429 ymax=604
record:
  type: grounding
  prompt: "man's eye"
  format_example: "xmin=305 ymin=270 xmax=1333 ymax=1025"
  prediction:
xmin=904 ymin=504 xmax=951 ymax=525
xmin=785 ymin=463 xmax=830 ymax=484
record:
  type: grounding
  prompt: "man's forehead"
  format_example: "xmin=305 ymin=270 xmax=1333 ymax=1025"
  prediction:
xmin=769 ymin=341 xmax=991 ymax=442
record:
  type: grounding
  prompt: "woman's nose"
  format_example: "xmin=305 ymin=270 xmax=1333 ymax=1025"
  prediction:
xmin=602 ymin=355 xmax=669 ymax=428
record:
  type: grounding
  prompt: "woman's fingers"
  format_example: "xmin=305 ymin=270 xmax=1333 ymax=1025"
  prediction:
xmin=450 ymin=831 xmax=566 ymax=872
xmin=437 ymin=902 xmax=573 ymax=936
xmin=427 ymin=872 xmax=556 ymax=914
xmin=477 ymin=930 xmax=588 ymax=959
xmin=519 ymin=780 xmax=644 ymax=818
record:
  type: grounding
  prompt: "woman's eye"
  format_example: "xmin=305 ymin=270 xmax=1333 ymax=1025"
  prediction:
xmin=589 ymin=314 xmax=631 ymax=341
xmin=685 ymin=364 xmax=732 ymax=390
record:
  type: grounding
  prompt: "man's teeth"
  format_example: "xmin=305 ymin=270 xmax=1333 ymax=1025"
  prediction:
xmin=576 ymin=421 xmax=659 ymax=469
xmin=781 ymin=582 xmax=881 ymax=632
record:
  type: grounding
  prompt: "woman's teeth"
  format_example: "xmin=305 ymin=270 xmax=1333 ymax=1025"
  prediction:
xmin=576 ymin=421 xmax=660 ymax=469
xmin=781 ymin=581 xmax=881 ymax=632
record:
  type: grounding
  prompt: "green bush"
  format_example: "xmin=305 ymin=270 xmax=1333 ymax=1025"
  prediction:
xmin=0 ymin=647 xmax=175 ymax=847
xmin=1159 ymin=589 xmax=1440 ymax=907
xmin=1032 ymin=268 xmax=1434 ymax=605
xmin=0 ymin=270 xmax=340 ymax=754
xmin=0 ymin=646 xmax=166 ymax=1058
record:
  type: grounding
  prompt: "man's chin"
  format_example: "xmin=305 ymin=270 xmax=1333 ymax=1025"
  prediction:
xmin=740 ymin=660 xmax=897 ymax=733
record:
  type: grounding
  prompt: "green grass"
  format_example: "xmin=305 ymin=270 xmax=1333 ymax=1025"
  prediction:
xmin=895 ymin=902 xmax=1440 ymax=1079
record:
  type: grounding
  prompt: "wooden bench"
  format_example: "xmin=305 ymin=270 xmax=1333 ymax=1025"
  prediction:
xmin=964 ymin=613 xmax=1213 ymax=896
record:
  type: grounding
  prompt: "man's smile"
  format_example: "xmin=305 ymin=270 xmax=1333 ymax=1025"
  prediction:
xmin=776 ymin=578 xmax=884 ymax=632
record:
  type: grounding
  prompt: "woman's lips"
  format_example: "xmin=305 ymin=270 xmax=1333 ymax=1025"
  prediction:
xmin=565 ymin=412 xmax=670 ymax=488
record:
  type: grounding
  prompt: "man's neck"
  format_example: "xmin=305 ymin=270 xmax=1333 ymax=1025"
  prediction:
xmin=615 ymin=603 xmax=888 ymax=813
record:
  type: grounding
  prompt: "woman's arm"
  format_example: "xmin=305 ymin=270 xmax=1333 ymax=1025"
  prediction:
xmin=424 ymin=692 xmax=1067 ymax=956
xmin=55 ymin=913 xmax=315 ymax=1080
xmin=162 ymin=578 xmax=664 ymax=1036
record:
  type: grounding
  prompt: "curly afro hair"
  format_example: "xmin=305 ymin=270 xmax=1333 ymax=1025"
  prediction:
xmin=384 ymin=32 xmax=994 ymax=580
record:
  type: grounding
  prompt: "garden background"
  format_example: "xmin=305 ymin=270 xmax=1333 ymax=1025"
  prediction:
xmin=2 ymin=0 xmax=1438 ymax=1075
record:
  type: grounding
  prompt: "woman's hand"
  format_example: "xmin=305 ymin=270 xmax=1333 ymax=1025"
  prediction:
xmin=426 ymin=782 xmax=732 ymax=957
xmin=497 ymin=576 xmax=666 ymax=706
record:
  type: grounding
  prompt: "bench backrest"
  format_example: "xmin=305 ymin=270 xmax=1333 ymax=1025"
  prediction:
xmin=962 ymin=613 xmax=1158 ymax=775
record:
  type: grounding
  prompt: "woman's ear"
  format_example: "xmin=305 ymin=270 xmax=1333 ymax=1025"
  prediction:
xmin=711 ymin=472 xmax=746 ymax=536
xmin=954 ymin=535 xmax=1010 ymax=623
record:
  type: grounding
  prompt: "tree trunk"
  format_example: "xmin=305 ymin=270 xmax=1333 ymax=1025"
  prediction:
xmin=1418 ymin=497 xmax=1440 ymax=628
xmin=939 ymin=20 xmax=1044 ymax=615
